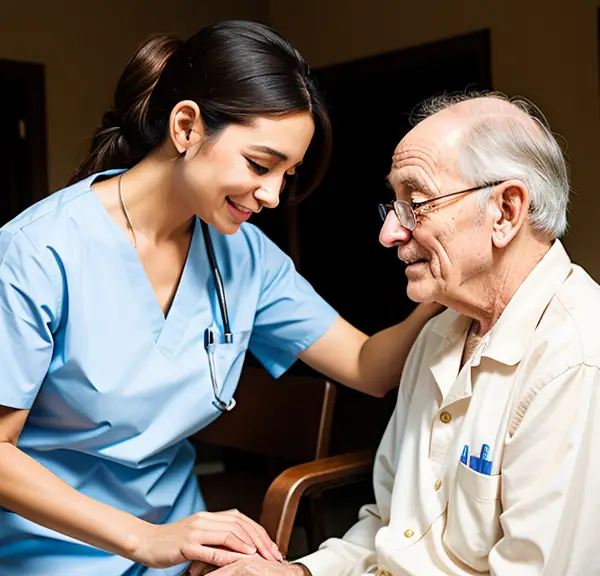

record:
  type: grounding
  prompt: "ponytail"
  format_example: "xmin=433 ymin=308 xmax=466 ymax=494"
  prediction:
xmin=68 ymin=33 xmax=183 ymax=185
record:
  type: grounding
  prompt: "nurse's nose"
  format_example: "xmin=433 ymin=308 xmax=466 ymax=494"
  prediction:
xmin=379 ymin=211 xmax=412 ymax=247
xmin=254 ymin=183 xmax=280 ymax=210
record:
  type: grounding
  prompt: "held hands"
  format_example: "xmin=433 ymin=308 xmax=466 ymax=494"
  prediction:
xmin=186 ymin=555 xmax=307 ymax=575
xmin=132 ymin=509 xmax=283 ymax=569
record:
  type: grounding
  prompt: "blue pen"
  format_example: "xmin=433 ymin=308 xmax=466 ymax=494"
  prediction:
xmin=469 ymin=455 xmax=480 ymax=472
xmin=480 ymin=444 xmax=492 ymax=475
xmin=480 ymin=444 xmax=490 ymax=461
xmin=460 ymin=445 xmax=469 ymax=465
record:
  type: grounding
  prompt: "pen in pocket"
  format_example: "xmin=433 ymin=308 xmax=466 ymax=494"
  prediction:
xmin=461 ymin=443 xmax=493 ymax=475
xmin=479 ymin=443 xmax=492 ymax=475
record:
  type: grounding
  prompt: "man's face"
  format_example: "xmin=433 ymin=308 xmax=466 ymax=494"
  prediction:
xmin=379 ymin=114 xmax=496 ymax=307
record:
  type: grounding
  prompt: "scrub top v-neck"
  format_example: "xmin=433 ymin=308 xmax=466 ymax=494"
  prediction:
xmin=0 ymin=170 xmax=338 ymax=575
xmin=94 ymin=187 xmax=209 ymax=357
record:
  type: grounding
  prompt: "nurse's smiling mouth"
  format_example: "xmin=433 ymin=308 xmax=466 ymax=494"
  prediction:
xmin=226 ymin=196 xmax=254 ymax=223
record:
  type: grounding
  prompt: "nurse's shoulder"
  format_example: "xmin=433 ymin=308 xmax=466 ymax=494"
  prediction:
xmin=1 ymin=174 xmax=96 ymax=247
xmin=0 ymin=175 xmax=97 ymax=314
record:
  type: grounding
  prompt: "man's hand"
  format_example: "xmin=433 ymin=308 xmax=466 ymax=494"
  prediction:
xmin=186 ymin=555 xmax=308 ymax=575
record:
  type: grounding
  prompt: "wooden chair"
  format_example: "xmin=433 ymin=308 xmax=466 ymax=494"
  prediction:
xmin=260 ymin=449 xmax=375 ymax=557
xmin=192 ymin=363 xmax=339 ymax=550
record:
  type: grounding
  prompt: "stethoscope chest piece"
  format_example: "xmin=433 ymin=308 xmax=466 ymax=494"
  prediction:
xmin=213 ymin=397 xmax=237 ymax=412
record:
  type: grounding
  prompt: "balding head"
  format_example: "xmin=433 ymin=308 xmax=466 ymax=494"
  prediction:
xmin=436 ymin=94 xmax=535 ymax=121
xmin=396 ymin=92 xmax=570 ymax=238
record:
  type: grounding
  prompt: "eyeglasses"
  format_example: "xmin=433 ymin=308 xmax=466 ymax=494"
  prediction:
xmin=378 ymin=181 xmax=505 ymax=231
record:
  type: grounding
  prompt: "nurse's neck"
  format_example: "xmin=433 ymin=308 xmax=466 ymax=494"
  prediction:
xmin=94 ymin=148 xmax=195 ymax=247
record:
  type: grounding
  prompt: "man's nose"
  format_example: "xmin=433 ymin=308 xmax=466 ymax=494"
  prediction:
xmin=379 ymin=212 xmax=412 ymax=247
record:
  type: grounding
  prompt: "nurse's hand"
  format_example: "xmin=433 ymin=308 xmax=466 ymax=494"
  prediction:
xmin=134 ymin=509 xmax=283 ymax=569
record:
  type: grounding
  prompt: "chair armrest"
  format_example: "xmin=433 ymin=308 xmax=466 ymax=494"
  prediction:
xmin=260 ymin=449 xmax=374 ymax=556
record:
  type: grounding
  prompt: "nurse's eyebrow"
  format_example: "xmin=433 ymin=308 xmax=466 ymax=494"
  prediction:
xmin=249 ymin=145 xmax=288 ymax=162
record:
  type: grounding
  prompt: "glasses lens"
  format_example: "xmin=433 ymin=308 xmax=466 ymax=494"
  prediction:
xmin=394 ymin=201 xmax=416 ymax=231
xmin=377 ymin=203 xmax=390 ymax=221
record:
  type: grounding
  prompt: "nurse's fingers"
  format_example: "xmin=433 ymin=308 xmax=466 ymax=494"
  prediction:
xmin=183 ymin=545 xmax=247 ymax=568
xmin=209 ymin=510 xmax=282 ymax=562
xmin=201 ymin=511 xmax=278 ymax=561
xmin=187 ymin=526 xmax=257 ymax=556
xmin=192 ymin=513 xmax=259 ymax=551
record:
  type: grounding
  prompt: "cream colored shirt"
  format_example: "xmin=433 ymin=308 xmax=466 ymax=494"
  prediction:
xmin=301 ymin=241 xmax=600 ymax=576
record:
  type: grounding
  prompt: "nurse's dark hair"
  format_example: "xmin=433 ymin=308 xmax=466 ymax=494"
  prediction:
xmin=68 ymin=20 xmax=331 ymax=200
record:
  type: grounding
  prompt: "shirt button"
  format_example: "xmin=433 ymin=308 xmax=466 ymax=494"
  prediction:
xmin=404 ymin=528 xmax=415 ymax=538
xmin=434 ymin=479 xmax=442 ymax=491
xmin=440 ymin=411 xmax=452 ymax=424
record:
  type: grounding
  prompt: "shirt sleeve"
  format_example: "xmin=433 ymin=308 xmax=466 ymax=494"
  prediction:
xmin=489 ymin=364 xmax=600 ymax=575
xmin=0 ymin=229 xmax=61 ymax=409
xmin=246 ymin=226 xmax=338 ymax=378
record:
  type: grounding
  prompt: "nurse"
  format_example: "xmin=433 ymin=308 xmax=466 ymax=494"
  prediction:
xmin=0 ymin=20 xmax=439 ymax=575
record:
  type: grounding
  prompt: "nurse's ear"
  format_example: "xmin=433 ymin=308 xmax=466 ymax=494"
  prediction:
xmin=169 ymin=100 xmax=204 ymax=156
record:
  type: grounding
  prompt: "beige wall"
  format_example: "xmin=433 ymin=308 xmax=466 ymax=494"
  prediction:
xmin=0 ymin=0 xmax=268 ymax=192
xmin=271 ymin=0 xmax=600 ymax=280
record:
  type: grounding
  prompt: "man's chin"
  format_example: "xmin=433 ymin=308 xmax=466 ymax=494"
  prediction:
xmin=406 ymin=282 xmax=437 ymax=304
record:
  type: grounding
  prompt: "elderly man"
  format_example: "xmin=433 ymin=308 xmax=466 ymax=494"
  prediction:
xmin=192 ymin=92 xmax=600 ymax=575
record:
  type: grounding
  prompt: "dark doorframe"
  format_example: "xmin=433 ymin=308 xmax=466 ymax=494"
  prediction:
xmin=246 ymin=30 xmax=492 ymax=453
xmin=252 ymin=30 xmax=491 ymax=276
xmin=0 ymin=59 xmax=48 ymax=225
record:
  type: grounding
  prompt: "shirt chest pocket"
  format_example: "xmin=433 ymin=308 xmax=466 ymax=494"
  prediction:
xmin=443 ymin=462 xmax=502 ymax=572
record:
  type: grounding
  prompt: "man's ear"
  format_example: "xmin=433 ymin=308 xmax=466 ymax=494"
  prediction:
xmin=490 ymin=179 xmax=529 ymax=248
xmin=169 ymin=100 xmax=204 ymax=155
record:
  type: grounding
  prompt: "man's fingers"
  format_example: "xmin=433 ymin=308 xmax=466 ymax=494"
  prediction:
xmin=197 ymin=563 xmax=241 ymax=575
xmin=186 ymin=561 xmax=216 ymax=576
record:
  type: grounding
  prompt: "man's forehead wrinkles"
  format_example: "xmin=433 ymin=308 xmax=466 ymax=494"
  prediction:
xmin=393 ymin=143 xmax=441 ymax=168
xmin=390 ymin=167 xmax=438 ymax=196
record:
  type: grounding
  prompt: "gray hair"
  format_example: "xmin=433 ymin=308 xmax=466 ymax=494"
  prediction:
xmin=409 ymin=91 xmax=570 ymax=238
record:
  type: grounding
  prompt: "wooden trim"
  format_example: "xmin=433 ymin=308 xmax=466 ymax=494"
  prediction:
xmin=314 ymin=380 xmax=337 ymax=460
xmin=260 ymin=449 xmax=374 ymax=556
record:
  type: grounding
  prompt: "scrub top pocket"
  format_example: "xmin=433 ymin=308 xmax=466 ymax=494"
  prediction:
xmin=204 ymin=328 xmax=252 ymax=411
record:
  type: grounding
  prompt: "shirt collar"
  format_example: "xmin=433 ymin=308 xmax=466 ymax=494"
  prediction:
xmin=480 ymin=240 xmax=572 ymax=365
xmin=430 ymin=240 xmax=572 ymax=367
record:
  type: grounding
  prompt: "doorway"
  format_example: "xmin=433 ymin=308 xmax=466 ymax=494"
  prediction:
xmin=251 ymin=29 xmax=492 ymax=451
xmin=0 ymin=59 xmax=48 ymax=226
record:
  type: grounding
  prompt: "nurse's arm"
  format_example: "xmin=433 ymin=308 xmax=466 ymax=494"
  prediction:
xmin=0 ymin=406 xmax=270 ymax=567
xmin=297 ymin=302 xmax=441 ymax=397
xmin=0 ymin=406 xmax=161 ymax=556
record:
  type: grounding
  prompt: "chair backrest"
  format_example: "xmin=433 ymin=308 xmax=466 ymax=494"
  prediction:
xmin=193 ymin=364 xmax=337 ymax=462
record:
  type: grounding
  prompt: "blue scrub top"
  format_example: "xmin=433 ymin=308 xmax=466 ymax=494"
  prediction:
xmin=0 ymin=170 xmax=338 ymax=575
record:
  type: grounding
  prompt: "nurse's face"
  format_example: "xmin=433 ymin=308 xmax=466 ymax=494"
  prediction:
xmin=171 ymin=110 xmax=315 ymax=235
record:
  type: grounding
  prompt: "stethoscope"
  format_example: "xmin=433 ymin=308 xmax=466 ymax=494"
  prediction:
xmin=118 ymin=168 xmax=236 ymax=412
xmin=200 ymin=220 xmax=236 ymax=412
